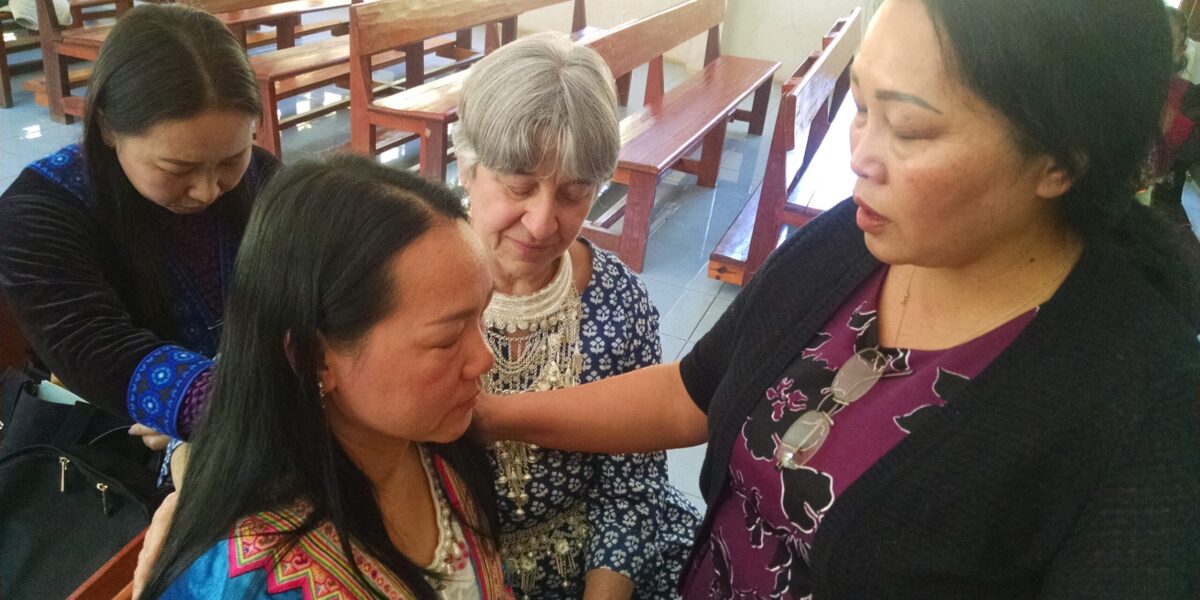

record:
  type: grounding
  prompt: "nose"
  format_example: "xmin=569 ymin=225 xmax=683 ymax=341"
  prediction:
xmin=188 ymin=171 xmax=222 ymax=205
xmin=848 ymin=116 xmax=886 ymax=184
xmin=463 ymin=322 xmax=496 ymax=381
xmin=521 ymin=189 xmax=559 ymax=242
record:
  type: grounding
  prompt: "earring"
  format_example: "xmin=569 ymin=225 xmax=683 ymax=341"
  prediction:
xmin=318 ymin=381 xmax=327 ymax=409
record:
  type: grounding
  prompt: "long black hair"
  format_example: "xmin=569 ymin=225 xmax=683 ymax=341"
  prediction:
xmin=920 ymin=0 xmax=1200 ymax=322
xmin=82 ymin=4 xmax=262 ymax=338
xmin=139 ymin=154 xmax=498 ymax=599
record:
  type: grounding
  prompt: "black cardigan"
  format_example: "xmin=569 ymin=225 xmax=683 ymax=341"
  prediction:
xmin=680 ymin=199 xmax=1200 ymax=598
xmin=0 ymin=146 xmax=279 ymax=419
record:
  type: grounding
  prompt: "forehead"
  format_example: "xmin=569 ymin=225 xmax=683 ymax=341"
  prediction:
xmin=855 ymin=0 xmax=950 ymax=93
xmin=391 ymin=220 xmax=490 ymax=316
xmin=124 ymin=110 xmax=254 ymax=160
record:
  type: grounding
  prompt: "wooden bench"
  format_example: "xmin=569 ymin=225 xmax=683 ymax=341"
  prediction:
xmin=65 ymin=529 xmax=145 ymax=600
xmin=708 ymin=9 xmax=861 ymax=286
xmin=22 ymin=17 xmax=341 ymax=110
xmin=31 ymin=0 xmax=343 ymax=123
xmin=575 ymin=0 xmax=779 ymax=272
xmin=348 ymin=0 xmax=592 ymax=181
xmin=251 ymin=19 xmax=480 ymax=157
xmin=68 ymin=0 xmax=131 ymax=28
xmin=1 ymin=0 xmax=117 ymax=109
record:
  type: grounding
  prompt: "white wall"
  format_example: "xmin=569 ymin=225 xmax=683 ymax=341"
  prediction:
xmin=518 ymin=0 xmax=878 ymax=82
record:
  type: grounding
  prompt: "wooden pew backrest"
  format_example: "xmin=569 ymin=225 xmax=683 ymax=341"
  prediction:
xmin=185 ymin=0 xmax=289 ymax=17
xmin=582 ymin=0 xmax=722 ymax=80
xmin=350 ymin=0 xmax=571 ymax=57
xmin=762 ymin=7 xmax=861 ymax=212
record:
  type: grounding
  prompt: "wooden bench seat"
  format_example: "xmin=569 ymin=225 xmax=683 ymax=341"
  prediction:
xmin=577 ymin=0 xmax=779 ymax=272
xmin=614 ymin=55 xmax=778 ymax=179
xmin=33 ymin=0 xmax=346 ymax=123
xmin=348 ymin=0 xmax=591 ymax=180
xmin=708 ymin=9 xmax=861 ymax=286
xmin=252 ymin=30 xmax=473 ymax=156
xmin=24 ymin=18 xmax=343 ymax=114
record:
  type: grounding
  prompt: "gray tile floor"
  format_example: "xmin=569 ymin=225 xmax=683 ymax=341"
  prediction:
xmin=9 ymin=18 xmax=1197 ymax=511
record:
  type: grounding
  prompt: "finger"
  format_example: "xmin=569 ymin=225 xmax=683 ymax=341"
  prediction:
xmin=133 ymin=492 xmax=179 ymax=598
xmin=128 ymin=424 xmax=155 ymax=437
xmin=142 ymin=434 xmax=170 ymax=451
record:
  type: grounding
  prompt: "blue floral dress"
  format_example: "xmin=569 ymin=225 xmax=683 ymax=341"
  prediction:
xmin=491 ymin=242 xmax=700 ymax=599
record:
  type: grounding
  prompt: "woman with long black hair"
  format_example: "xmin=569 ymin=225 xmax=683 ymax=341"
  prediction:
xmin=0 ymin=4 xmax=278 ymax=444
xmin=138 ymin=154 xmax=506 ymax=599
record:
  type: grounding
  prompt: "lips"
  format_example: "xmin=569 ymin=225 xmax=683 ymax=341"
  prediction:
xmin=853 ymin=196 xmax=889 ymax=234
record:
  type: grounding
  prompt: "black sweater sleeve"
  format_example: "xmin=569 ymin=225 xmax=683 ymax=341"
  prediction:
xmin=0 ymin=173 xmax=169 ymax=418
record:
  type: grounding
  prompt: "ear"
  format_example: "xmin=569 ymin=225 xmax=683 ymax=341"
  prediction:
xmin=1034 ymin=157 xmax=1075 ymax=200
xmin=459 ymin=163 xmax=477 ymax=194
xmin=284 ymin=330 xmax=338 ymax=395
xmin=95 ymin=111 xmax=116 ymax=147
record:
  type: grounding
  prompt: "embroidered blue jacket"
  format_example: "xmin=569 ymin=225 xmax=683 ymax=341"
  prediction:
xmin=0 ymin=144 xmax=279 ymax=437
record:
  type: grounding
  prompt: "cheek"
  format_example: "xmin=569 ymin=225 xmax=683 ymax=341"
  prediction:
xmin=471 ymin=196 xmax=524 ymax=240
xmin=218 ymin=159 xmax=252 ymax=192
xmin=127 ymin=167 xmax=186 ymax=205
xmin=556 ymin=202 xmax=591 ymax=240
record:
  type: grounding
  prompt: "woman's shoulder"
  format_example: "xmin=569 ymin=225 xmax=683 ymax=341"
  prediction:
xmin=246 ymin=146 xmax=283 ymax=189
xmin=580 ymin=240 xmax=653 ymax=308
xmin=161 ymin=537 xmax=291 ymax=599
xmin=2 ymin=144 xmax=91 ymax=209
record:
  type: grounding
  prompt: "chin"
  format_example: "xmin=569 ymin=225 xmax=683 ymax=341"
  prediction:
xmin=428 ymin=410 xmax=474 ymax=444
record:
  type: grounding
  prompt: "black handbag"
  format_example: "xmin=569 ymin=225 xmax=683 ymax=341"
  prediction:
xmin=0 ymin=368 xmax=165 ymax=599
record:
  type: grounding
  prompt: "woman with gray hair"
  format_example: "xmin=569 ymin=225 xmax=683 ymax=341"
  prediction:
xmin=455 ymin=32 xmax=700 ymax=599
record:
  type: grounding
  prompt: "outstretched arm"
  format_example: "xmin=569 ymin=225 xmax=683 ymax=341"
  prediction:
xmin=476 ymin=362 xmax=707 ymax=453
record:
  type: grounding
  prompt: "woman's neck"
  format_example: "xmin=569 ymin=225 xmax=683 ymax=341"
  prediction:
xmin=880 ymin=222 xmax=1082 ymax=350
xmin=491 ymin=256 xmax=562 ymax=296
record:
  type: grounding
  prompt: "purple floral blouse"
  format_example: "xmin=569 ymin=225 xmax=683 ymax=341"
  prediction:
xmin=681 ymin=267 xmax=1036 ymax=599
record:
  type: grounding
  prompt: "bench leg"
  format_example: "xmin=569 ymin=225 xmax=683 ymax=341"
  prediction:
xmin=42 ymin=48 xmax=73 ymax=124
xmin=748 ymin=79 xmax=771 ymax=136
xmin=618 ymin=172 xmax=657 ymax=273
xmin=256 ymin=80 xmax=282 ymax=157
xmin=419 ymin=123 xmax=449 ymax=182
xmin=0 ymin=37 xmax=11 ymax=109
xmin=615 ymin=73 xmax=631 ymax=108
xmin=745 ymin=189 xmax=783 ymax=284
xmin=274 ymin=16 xmax=297 ymax=49
xmin=696 ymin=121 xmax=727 ymax=188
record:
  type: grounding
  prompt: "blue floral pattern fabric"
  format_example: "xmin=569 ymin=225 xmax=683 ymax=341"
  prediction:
xmin=127 ymin=345 xmax=213 ymax=439
xmin=491 ymin=243 xmax=700 ymax=599
xmin=29 ymin=145 xmax=90 ymax=206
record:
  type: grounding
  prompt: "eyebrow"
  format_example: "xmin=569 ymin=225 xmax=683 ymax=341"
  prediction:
xmin=432 ymin=306 xmax=478 ymax=325
xmin=850 ymin=72 xmax=944 ymax=115
xmin=160 ymin=146 xmax=250 ymax=167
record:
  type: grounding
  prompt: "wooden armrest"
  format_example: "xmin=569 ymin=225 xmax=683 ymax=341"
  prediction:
xmin=66 ymin=529 xmax=147 ymax=600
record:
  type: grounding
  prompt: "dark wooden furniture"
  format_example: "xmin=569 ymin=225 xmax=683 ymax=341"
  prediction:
xmin=577 ymin=0 xmax=779 ymax=272
xmin=251 ymin=17 xmax=479 ymax=157
xmin=347 ymin=0 xmax=591 ymax=180
xmin=708 ymin=9 xmax=861 ymax=285
xmin=31 ymin=0 xmax=343 ymax=122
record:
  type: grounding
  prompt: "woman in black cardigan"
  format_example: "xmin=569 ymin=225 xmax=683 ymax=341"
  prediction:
xmin=478 ymin=0 xmax=1200 ymax=597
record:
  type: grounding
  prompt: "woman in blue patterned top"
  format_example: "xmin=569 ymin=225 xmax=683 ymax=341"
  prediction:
xmin=453 ymin=32 xmax=700 ymax=599
xmin=0 ymin=5 xmax=278 ymax=444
